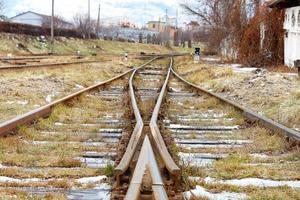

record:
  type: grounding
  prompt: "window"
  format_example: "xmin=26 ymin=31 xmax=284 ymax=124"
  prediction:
xmin=292 ymin=11 xmax=296 ymax=27
xmin=152 ymin=24 xmax=155 ymax=29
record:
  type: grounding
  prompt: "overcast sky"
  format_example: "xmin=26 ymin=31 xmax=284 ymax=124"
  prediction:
xmin=4 ymin=0 xmax=194 ymax=26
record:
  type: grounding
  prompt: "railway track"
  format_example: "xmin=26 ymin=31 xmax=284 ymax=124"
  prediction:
xmin=0 ymin=55 xmax=299 ymax=199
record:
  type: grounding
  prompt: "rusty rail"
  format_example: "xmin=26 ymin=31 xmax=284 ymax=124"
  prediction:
xmin=171 ymin=67 xmax=300 ymax=141
xmin=125 ymin=135 xmax=168 ymax=200
xmin=114 ymin=56 xmax=160 ymax=179
xmin=149 ymin=58 xmax=180 ymax=177
xmin=0 ymin=58 xmax=157 ymax=136
xmin=0 ymin=55 xmax=83 ymax=61
xmin=115 ymin=57 xmax=175 ymax=199
xmin=0 ymin=60 xmax=97 ymax=70
xmin=114 ymin=65 xmax=145 ymax=183
xmin=118 ymin=57 xmax=181 ymax=199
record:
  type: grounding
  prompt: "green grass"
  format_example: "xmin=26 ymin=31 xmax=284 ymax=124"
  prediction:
xmin=104 ymin=164 xmax=115 ymax=176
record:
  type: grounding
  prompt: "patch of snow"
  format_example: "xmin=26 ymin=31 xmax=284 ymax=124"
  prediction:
xmin=75 ymin=84 xmax=84 ymax=89
xmin=202 ymin=57 xmax=221 ymax=62
xmin=32 ymin=141 xmax=106 ymax=147
xmin=250 ymin=153 xmax=270 ymax=159
xmin=94 ymin=80 xmax=103 ymax=84
xmin=17 ymin=100 xmax=28 ymax=105
xmin=76 ymin=176 xmax=107 ymax=185
xmin=33 ymin=104 xmax=40 ymax=108
xmin=45 ymin=95 xmax=54 ymax=103
xmin=168 ymin=124 xmax=240 ymax=130
xmin=204 ymin=177 xmax=300 ymax=188
xmin=68 ymin=183 xmax=111 ymax=200
xmin=79 ymin=157 xmax=114 ymax=168
xmin=179 ymin=152 xmax=227 ymax=167
xmin=54 ymin=122 xmax=64 ymax=126
xmin=0 ymin=176 xmax=43 ymax=183
xmin=183 ymin=185 xmax=248 ymax=200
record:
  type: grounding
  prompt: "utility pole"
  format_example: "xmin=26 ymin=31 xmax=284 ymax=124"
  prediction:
xmin=96 ymin=3 xmax=101 ymax=38
xmin=51 ymin=0 xmax=54 ymax=54
xmin=165 ymin=8 xmax=170 ymax=46
xmin=176 ymin=9 xmax=178 ymax=29
xmin=88 ymin=0 xmax=91 ymax=39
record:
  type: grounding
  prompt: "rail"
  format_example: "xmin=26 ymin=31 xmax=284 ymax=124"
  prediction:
xmin=114 ymin=57 xmax=160 ymax=179
xmin=0 ymin=60 xmax=97 ymax=70
xmin=149 ymin=58 xmax=181 ymax=178
xmin=125 ymin=135 xmax=168 ymax=200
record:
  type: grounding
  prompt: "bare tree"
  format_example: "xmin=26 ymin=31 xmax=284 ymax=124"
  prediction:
xmin=181 ymin=0 xmax=247 ymax=52
xmin=146 ymin=34 xmax=151 ymax=44
xmin=42 ymin=15 xmax=72 ymax=30
xmin=138 ymin=33 xmax=143 ymax=43
xmin=73 ymin=13 xmax=91 ymax=39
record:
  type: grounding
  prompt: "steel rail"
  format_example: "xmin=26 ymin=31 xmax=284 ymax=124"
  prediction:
xmin=0 ymin=58 xmax=157 ymax=136
xmin=114 ymin=56 xmax=161 ymax=181
xmin=171 ymin=67 xmax=300 ymax=141
xmin=114 ymin=64 xmax=145 ymax=183
xmin=125 ymin=135 xmax=168 ymax=200
xmin=140 ymin=53 xmax=190 ymax=58
xmin=115 ymin=57 xmax=174 ymax=199
xmin=119 ymin=57 xmax=181 ymax=199
xmin=0 ymin=60 xmax=98 ymax=70
xmin=149 ymin=58 xmax=181 ymax=178
xmin=0 ymin=56 xmax=83 ymax=61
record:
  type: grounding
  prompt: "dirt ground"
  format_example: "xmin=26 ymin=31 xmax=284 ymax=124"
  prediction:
xmin=174 ymin=56 xmax=300 ymax=132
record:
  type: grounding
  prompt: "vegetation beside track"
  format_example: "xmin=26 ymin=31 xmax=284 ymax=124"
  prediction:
xmin=174 ymin=56 xmax=300 ymax=132
xmin=0 ymin=33 xmax=191 ymax=56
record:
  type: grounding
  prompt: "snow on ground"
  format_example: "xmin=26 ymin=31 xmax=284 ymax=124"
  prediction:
xmin=183 ymin=185 xmax=248 ymax=200
xmin=76 ymin=176 xmax=107 ymax=184
xmin=189 ymin=177 xmax=300 ymax=188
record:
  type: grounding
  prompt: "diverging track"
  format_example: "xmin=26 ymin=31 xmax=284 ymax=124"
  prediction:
xmin=112 ymin=58 xmax=183 ymax=199
xmin=0 ymin=55 xmax=299 ymax=199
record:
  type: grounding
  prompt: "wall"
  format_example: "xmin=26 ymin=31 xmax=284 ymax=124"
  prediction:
xmin=284 ymin=6 xmax=300 ymax=67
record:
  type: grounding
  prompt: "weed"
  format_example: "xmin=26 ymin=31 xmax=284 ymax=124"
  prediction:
xmin=104 ymin=164 xmax=115 ymax=176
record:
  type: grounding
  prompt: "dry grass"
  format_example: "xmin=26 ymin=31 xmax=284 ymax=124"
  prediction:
xmin=240 ymin=125 xmax=287 ymax=152
xmin=0 ymin=167 xmax=102 ymax=179
xmin=174 ymin=56 xmax=300 ymax=131
xmin=0 ymin=57 xmax=131 ymax=123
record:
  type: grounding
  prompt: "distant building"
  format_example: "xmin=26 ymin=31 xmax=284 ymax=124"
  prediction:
xmin=269 ymin=0 xmax=300 ymax=67
xmin=10 ymin=11 xmax=73 ymax=29
xmin=185 ymin=21 xmax=200 ymax=31
xmin=147 ymin=21 xmax=166 ymax=32
xmin=120 ymin=20 xmax=137 ymax=28
xmin=146 ymin=20 xmax=177 ymax=40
